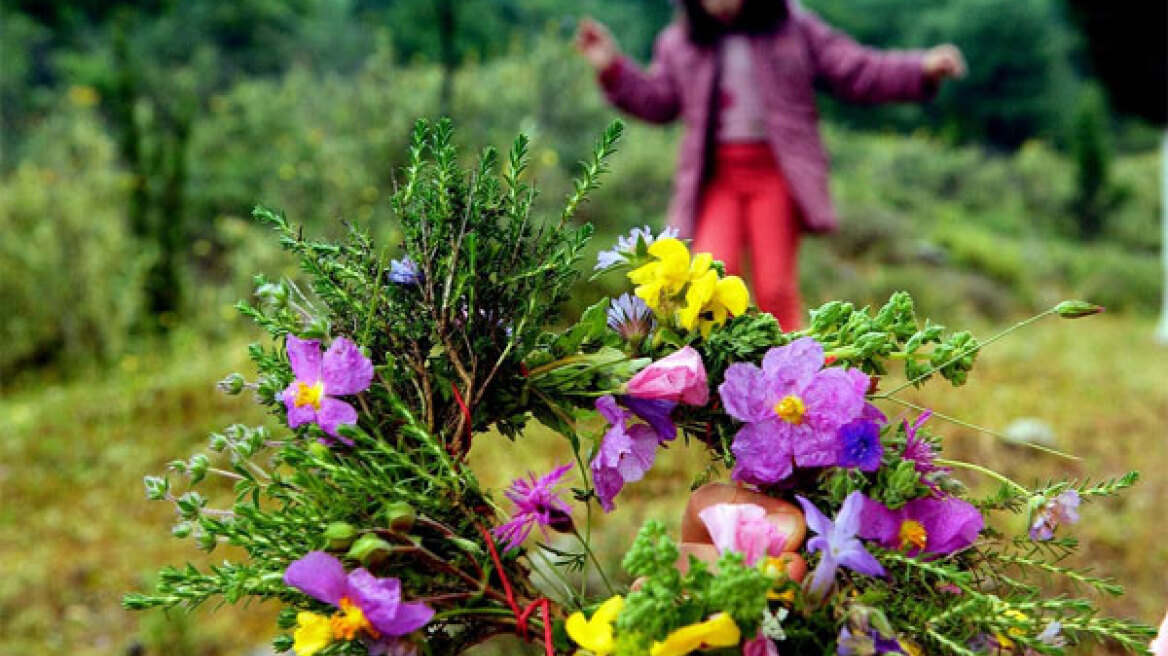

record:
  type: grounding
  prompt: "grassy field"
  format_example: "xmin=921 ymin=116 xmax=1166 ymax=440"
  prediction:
xmin=1 ymin=312 xmax=1165 ymax=655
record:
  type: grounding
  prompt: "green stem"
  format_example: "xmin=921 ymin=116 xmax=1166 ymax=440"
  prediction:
xmin=879 ymin=397 xmax=1081 ymax=461
xmin=432 ymin=606 xmax=517 ymax=621
xmin=935 ymin=458 xmax=1030 ymax=495
xmin=573 ymin=527 xmax=615 ymax=595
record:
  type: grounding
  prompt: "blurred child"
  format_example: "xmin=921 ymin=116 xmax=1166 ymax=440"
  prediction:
xmin=577 ymin=0 xmax=965 ymax=329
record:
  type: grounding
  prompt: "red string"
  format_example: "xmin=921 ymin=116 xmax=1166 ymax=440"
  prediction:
xmin=478 ymin=525 xmax=554 ymax=655
xmin=451 ymin=381 xmax=473 ymax=446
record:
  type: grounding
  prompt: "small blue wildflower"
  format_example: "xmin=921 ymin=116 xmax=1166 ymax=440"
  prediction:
xmin=607 ymin=293 xmax=655 ymax=341
xmin=1029 ymin=489 xmax=1080 ymax=541
xmin=796 ymin=491 xmax=886 ymax=599
xmin=838 ymin=420 xmax=884 ymax=472
xmin=595 ymin=225 xmax=679 ymax=270
xmin=388 ymin=256 xmax=421 ymax=285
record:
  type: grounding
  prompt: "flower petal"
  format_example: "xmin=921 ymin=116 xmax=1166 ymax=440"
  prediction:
xmin=761 ymin=338 xmax=823 ymax=392
xmin=621 ymin=395 xmax=678 ymax=442
xmin=834 ymin=491 xmax=866 ymax=539
xmin=718 ymin=362 xmax=772 ymax=423
xmin=317 ymin=397 xmax=359 ymax=439
xmin=835 ymin=540 xmax=886 ymax=578
xmin=283 ymin=385 xmax=319 ymax=428
xmin=286 ymin=335 xmax=323 ymax=381
xmin=795 ymin=496 xmax=832 ymax=540
xmin=284 ymin=551 xmax=347 ymax=606
xmin=347 ymin=569 xmax=428 ymax=637
xmin=321 ymin=337 xmax=374 ymax=396
xmin=731 ymin=420 xmax=794 ymax=484
xmin=698 ymin=503 xmax=767 ymax=557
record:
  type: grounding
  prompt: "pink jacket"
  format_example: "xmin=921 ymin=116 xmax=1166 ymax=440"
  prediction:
xmin=599 ymin=9 xmax=935 ymax=235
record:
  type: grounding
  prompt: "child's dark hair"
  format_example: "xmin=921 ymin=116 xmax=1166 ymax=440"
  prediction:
xmin=681 ymin=0 xmax=790 ymax=45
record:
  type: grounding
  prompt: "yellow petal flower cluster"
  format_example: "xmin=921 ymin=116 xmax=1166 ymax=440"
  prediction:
xmin=649 ymin=612 xmax=741 ymax=656
xmin=627 ymin=239 xmax=749 ymax=336
xmin=566 ymin=595 xmax=624 ymax=655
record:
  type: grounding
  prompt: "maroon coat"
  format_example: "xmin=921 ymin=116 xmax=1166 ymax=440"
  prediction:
xmin=599 ymin=9 xmax=936 ymax=235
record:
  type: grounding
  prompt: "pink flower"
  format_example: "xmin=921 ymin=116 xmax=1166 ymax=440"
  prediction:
xmin=282 ymin=336 xmax=374 ymax=441
xmin=698 ymin=502 xmax=787 ymax=566
xmin=1151 ymin=608 xmax=1168 ymax=656
xmin=625 ymin=346 xmax=709 ymax=406
xmin=743 ymin=629 xmax=780 ymax=656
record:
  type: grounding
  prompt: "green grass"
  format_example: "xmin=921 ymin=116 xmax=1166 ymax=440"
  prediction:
xmin=2 ymin=313 xmax=1164 ymax=654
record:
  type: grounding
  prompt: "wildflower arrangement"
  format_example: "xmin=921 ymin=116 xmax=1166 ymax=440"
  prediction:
xmin=126 ymin=120 xmax=1156 ymax=656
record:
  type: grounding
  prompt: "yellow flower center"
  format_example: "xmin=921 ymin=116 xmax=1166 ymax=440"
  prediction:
xmin=774 ymin=395 xmax=807 ymax=424
xmin=293 ymin=381 xmax=325 ymax=410
xmin=330 ymin=598 xmax=379 ymax=641
xmin=899 ymin=520 xmax=928 ymax=551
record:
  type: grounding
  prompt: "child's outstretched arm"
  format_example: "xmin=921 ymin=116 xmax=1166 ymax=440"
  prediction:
xmin=576 ymin=18 xmax=681 ymax=124
xmin=797 ymin=9 xmax=965 ymax=104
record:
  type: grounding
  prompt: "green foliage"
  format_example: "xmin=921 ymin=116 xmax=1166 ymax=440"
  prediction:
xmin=0 ymin=105 xmax=148 ymax=372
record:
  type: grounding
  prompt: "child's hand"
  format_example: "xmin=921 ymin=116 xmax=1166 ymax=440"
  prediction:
xmin=575 ymin=17 xmax=620 ymax=71
xmin=923 ymin=44 xmax=967 ymax=82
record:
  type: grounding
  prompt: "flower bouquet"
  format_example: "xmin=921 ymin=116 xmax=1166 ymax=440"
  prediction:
xmin=126 ymin=120 xmax=1156 ymax=655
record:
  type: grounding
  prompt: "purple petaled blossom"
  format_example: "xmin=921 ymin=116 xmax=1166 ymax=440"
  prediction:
xmin=901 ymin=411 xmax=945 ymax=476
xmin=720 ymin=338 xmax=872 ymax=484
xmin=590 ymin=395 xmax=658 ymax=512
xmin=743 ymin=629 xmax=781 ymax=656
xmin=281 ymin=336 xmax=374 ymax=442
xmin=698 ymin=503 xmax=788 ymax=566
xmin=594 ymin=225 xmax=680 ymax=270
xmin=858 ymin=494 xmax=984 ymax=557
xmin=388 ymin=257 xmax=421 ymax=285
xmin=837 ymin=625 xmax=908 ymax=655
xmin=796 ymin=491 xmax=886 ymax=599
xmin=619 ymin=395 xmax=677 ymax=443
xmin=493 ymin=464 xmax=575 ymax=551
xmin=284 ymin=551 xmax=434 ymax=639
xmin=1029 ymin=490 xmax=1081 ymax=541
xmin=838 ymin=420 xmax=884 ymax=472
xmin=607 ymin=293 xmax=655 ymax=342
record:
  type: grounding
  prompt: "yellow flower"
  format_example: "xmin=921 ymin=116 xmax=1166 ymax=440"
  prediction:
xmin=292 ymin=611 xmax=334 ymax=656
xmin=648 ymin=612 xmax=741 ymax=656
xmin=677 ymin=268 xmax=717 ymax=331
xmin=628 ymin=238 xmax=693 ymax=311
xmin=899 ymin=639 xmax=924 ymax=656
xmin=566 ymin=595 xmax=624 ymax=655
xmin=993 ymin=609 xmax=1030 ymax=649
xmin=697 ymin=275 xmax=749 ymax=337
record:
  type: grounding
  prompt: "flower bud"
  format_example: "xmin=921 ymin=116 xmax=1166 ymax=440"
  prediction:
xmin=1054 ymin=300 xmax=1104 ymax=319
xmin=217 ymin=373 xmax=247 ymax=395
xmin=381 ymin=501 xmax=416 ymax=532
xmin=347 ymin=533 xmax=395 ymax=565
xmin=324 ymin=522 xmax=359 ymax=549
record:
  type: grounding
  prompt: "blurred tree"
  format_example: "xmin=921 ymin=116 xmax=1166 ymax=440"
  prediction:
xmin=1068 ymin=84 xmax=1119 ymax=240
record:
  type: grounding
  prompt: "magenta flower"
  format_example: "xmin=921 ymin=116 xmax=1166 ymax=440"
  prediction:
xmin=284 ymin=551 xmax=434 ymax=640
xmin=590 ymin=395 xmax=659 ymax=512
xmin=698 ymin=502 xmax=788 ymax=566
xmin=720 ymin=338 xmax=871 ymax=484
xmin=1029 ymin=490 xmax=1080 ymax=541
xmin=493 ymin=464 xmax=575 ymax=551
xmin=858 ymin=495 xmax=983 ymax=556
xmin=626 ymin=346 xmax=709 ymax=406
xmin=796 ymin=491 xmax=886 ymax=599
xmin=838 ymin=420 xmax=884 ymax=472
xmin=901 ymin=411 xmax=946 ymax=476
xmin=282 ymin=336 xmax=374 ymax=441
xmin=744 ymin=630 xmax=781 ymax=656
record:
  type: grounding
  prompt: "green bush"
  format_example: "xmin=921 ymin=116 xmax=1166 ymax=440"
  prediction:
xmin=0 ymin=105 xmax=148 ymax=372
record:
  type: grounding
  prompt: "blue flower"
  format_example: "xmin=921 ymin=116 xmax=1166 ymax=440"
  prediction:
xmin=388 ymin=257 xmax=421 ymax=285
xmin=607 ymin=293 xmax=655 ymax=341
xmin=837 ymin=420 xmax=884 ymax=472
xmin=595 ymin=225 xmax=679 ymax=271
xmin=796 ymin=491 xmax=886 ymax=599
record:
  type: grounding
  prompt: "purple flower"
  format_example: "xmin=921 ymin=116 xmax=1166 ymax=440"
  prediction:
xmin=698 ymin=502 xmax=788 ymax=566
xmin=607 ymin=293 xmax=655 ymax=342
xmin=837 ymin=625 xmax=907 ymax=655
xmin=838 ymin=420 xmax=884 ymax=472
xmin=284 ymin=551 xmax=433 ymax=640
xmin=1029 ymin=490 xmax=1080 ymax=541
xmin=901 ymin=411 xmax=945 ymax=477
xmin=720 ymin=338 xmax=871 ymax=484
xmin=590 ymin=395 xmax=658 ymax=512
xmin=744 ymin=629 xmax=781 ymax=656
xmin=282 ymin=336 xmax=374 ymax=441
xmin=493 ymin=464 xmax=575 ymax=551
xmin=858 ymin=495 xmax=983 ymax=556
xmin=388 ymin=257 xmax=421 ymax=285
xmin=619 ymin=395 xmax=677 ymax=443
xmin=595 ymin=225 xmax=679 ymax=270
xmin=796 ymin=491 xmax=886 ymax=599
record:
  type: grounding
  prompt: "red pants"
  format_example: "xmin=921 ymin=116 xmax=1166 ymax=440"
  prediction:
xmin=693 ymin=143 xmax=803 ymax=331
